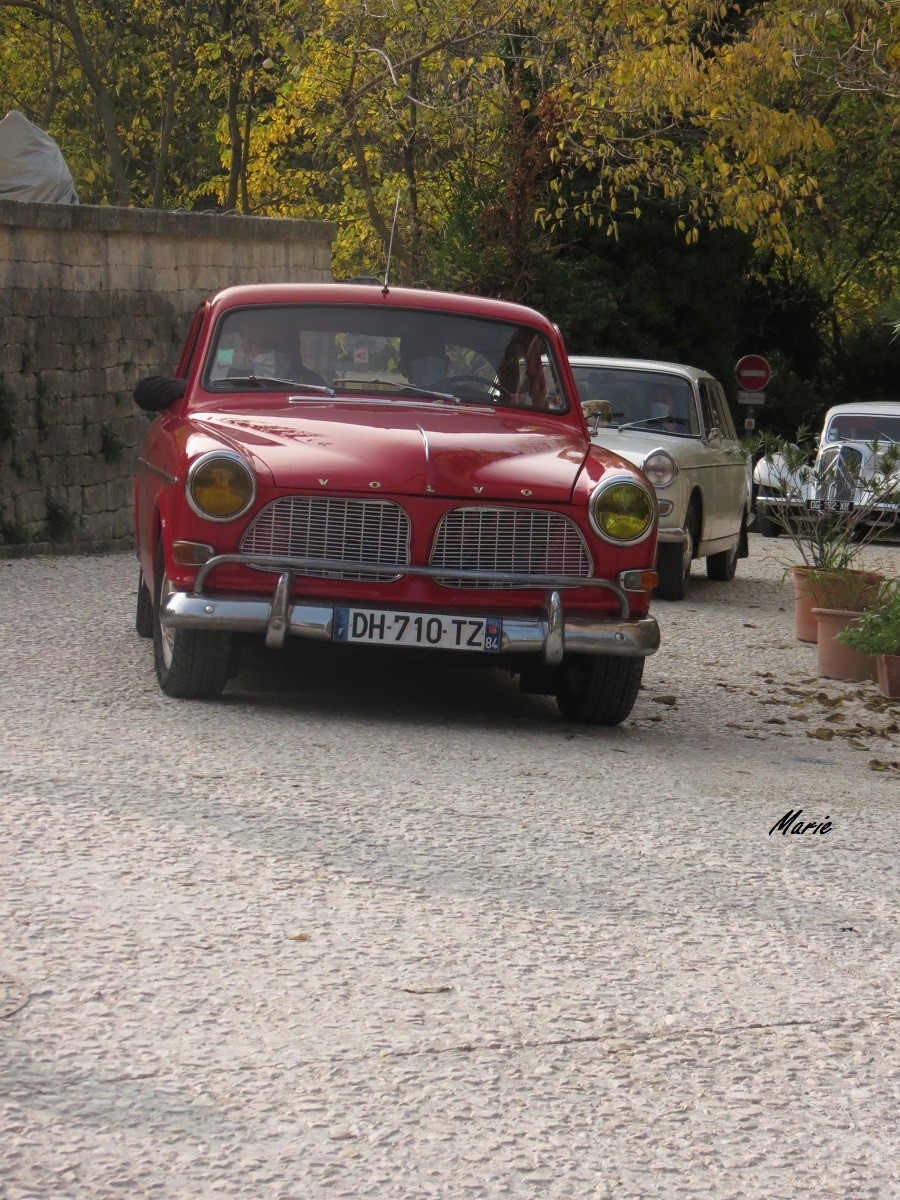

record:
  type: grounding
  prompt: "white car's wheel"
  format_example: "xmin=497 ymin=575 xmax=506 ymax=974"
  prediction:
xmin=655 ymin=504 xmax=697 ymax=601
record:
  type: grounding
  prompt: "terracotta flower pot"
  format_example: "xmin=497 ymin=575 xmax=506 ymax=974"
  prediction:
xmin=876 ymin=654 xmax=900 ymax=699
xmin=812 ymin=608 xmax=877 ymax=682
xmin=791 ymin=567 xmax=885 ymax=644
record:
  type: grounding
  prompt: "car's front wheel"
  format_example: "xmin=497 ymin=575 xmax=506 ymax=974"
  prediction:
xmin=655 ymin=504 xmax=697 ymax=601
xmin=555 ymin=654 xmax=644 ymax=726
xmin=152 ymin=544 xmax=233 ymax=698
xmin=706 ymin=514 xmax=745 ymax=582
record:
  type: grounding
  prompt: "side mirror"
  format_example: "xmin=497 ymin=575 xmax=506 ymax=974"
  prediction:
xmin=134 ymin=376 xmax=187 ymax=412
xmin=705 ymin=426 xmax=722 ymax=448
xmin=581 ymin=399 xmax=613 ymax=430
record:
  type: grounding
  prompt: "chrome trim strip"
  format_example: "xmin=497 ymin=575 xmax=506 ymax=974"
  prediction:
xmin=194 ymin=552 xmax=632 ymax=619
xmin=138 ymin=458 xmax=178 ymax=485
xmin=160 ymin=591 xmax=660 ymax=659
xmin=417 ymin=424 xmax=430 ymax=463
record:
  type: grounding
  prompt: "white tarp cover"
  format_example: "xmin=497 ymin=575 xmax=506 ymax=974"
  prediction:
xmin=0 ymin=110 xmax=79 ymax=204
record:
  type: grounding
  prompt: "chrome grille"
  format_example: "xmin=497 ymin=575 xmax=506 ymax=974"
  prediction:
xmin=816 ymin=445 xmax=862 ymax=505
xmin=241 ymin=497 xmax=410 ymax=581
xmin=431 ymin=507 xmax=592 ymax=588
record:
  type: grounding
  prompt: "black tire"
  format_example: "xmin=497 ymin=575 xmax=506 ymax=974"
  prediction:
xmin=152 ymin=543 xmax=232 ymax=698
xmin=136 ymin=571 xmax=153 ymax=638
xmin=755 ymin=504 xmax=781 ymax=538
xmin=655 ymin=503 xmax=697 ymax=601
xmin=555 ymin=654 xmax=644 ymax=726
xmin=706 ymin=514 xmax=744 ymax=582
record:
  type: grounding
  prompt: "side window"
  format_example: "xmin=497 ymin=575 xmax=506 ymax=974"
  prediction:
xmin=698 ymin=381 xmax=717 ymax=435
xmin=176 ymin=305 xmax=206 ymax=378
xmin=711 ymin=382 xmax=738 ymax=440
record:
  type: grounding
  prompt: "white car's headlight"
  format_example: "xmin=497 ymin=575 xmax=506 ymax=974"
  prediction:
xmin=642 ymin=450 xmax=678 ymax=489
xmin=187 ymin=451 xmax=256 ymax=521
xmin=589 ymin=477 xmax=656 ymax=544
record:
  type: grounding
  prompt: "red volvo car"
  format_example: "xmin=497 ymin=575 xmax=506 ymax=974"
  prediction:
xmin=133 ymin=283 xmax=660 ymax=724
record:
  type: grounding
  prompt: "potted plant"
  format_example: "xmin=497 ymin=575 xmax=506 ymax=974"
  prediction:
xmin=752 ymin=430 xmax=899 ymax=641
xmin=836 ymin=585 xmax=900 ymax=698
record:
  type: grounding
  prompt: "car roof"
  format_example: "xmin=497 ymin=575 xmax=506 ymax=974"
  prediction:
xmin=822 ymin=400 xmax=900 ymax=421
xmin=205 ymin=282 xmax=557 ymax=332
xmin=567 ymin=355 xmax=712 ymax=385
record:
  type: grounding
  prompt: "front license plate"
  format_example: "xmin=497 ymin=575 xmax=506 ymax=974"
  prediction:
xmin=333 ymin=608 xmax=502 ymax=652
xmin=808 ymin=499 xmax=854 ymax=512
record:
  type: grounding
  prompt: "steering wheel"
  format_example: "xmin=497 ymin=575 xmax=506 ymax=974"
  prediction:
xmin=443 ymin=374 xmax=508 ymax=401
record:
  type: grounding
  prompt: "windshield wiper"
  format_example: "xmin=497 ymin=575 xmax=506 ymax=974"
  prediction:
xmin=220 ymin=374 xmax=335 ymax=396
xmin=333 ymin=376 xmax=459 ymax=403
xmin=617 ymin=415 xmax=689 ymax=432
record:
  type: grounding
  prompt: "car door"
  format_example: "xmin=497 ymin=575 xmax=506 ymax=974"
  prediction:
xmin=698 ymin=378 xmax=747 ymax=542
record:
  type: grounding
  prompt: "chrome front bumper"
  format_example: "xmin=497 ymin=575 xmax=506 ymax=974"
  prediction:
xmin=161 ymin=553 xmax=660 ymax=665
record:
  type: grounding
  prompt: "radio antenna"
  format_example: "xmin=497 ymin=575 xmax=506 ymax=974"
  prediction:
xmin=383 ymin=187 xmax=405 ymax=294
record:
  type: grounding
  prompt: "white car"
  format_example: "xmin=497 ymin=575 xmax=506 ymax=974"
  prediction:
xmin=754 ymin=400 xmax=900 ymax=538
xmin=568 ymin=356 xmax=751 ymax=600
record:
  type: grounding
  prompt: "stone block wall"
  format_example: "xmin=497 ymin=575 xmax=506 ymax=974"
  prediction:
xmin=0 ymin=199 xmax=334 ymax=553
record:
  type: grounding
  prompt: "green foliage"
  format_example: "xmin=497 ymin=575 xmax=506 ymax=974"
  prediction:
xmin=837 ymin=586 xmax=900 ymax=657
xmin=100 ymin=421 xmax=125 ymax=463
xmin=44 ymin=495 xmax=77 ymax=541
xmin=1 ymin=0 xmax=897 ymax=436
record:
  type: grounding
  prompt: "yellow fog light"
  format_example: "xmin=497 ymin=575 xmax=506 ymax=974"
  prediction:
xmin=187 ymin=452 xmax=255 ymax=521
xmin=590 ymin=479 xmax=655 ymax=544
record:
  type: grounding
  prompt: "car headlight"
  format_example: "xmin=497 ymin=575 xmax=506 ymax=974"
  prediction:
xmin=186 ymin=451 xmax=255 ymax=521
xmin=589 ymin=477 xmax=656 ymax=544
xmin=642 ymin=450 xmax=678 ymax=489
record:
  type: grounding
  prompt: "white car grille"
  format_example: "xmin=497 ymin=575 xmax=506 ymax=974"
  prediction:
xmin=815 ymin=445 xmax=863 ymax=504
xmin=430 ymin=507 xmax=592 ymax=588
xmin=241 ymin=497 xmax=410 ymax=581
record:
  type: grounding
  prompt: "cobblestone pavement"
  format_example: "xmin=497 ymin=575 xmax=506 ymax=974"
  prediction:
xmin=1 ymin=537 xmax=898 ymax=1200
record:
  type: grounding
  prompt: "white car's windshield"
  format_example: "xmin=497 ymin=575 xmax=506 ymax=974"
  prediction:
xmin=826 ymin=413 xmax=900 ymax=443
xmin=570 ymin=366 xmax=699 ymax=435
xmin=203 ymin=304 xmax=569 ymax=413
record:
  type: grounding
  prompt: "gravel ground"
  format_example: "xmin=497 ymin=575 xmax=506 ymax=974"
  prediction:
xmin=1 ymin=535 xmax=898 ymax=1200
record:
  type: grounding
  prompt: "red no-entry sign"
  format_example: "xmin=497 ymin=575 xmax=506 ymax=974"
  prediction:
xmin=735 ymin=354 xmax=771 ymax=391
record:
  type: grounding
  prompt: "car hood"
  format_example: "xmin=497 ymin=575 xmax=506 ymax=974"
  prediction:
xmin=190 ymin=400 xmax=590 ymax=502
xmin=588 ymin=427 xmax=707 ymax=470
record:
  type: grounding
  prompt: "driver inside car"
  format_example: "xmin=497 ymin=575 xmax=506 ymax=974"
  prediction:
xmin=399 ymin=332 xmax=450 ymax=390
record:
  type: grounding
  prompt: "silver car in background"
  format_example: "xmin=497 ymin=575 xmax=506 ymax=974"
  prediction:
xmin=754 ymin=400 xmax=900 ymax=539
xmin=569 ymin=356 xmax=751 ymax=600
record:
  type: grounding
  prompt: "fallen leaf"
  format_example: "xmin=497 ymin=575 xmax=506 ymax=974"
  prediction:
xmin=401 ymin=984 xmax=453 ymax=994
xmin=807 ymin=728 xmax=835 ymax=740
xmin=651 ymin=695 xmax=678 ymax=706
xmin=290 ymin=933 xmax=310 ymax=942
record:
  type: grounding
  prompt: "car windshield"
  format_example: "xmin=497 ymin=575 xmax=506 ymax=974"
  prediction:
xmin=568 ymin=366 xmax=699 ymax=436
xmin=826 ymin=413 xmax=900 ymax=443
xmin=203 ymin=303 xmax=569 ymax=413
